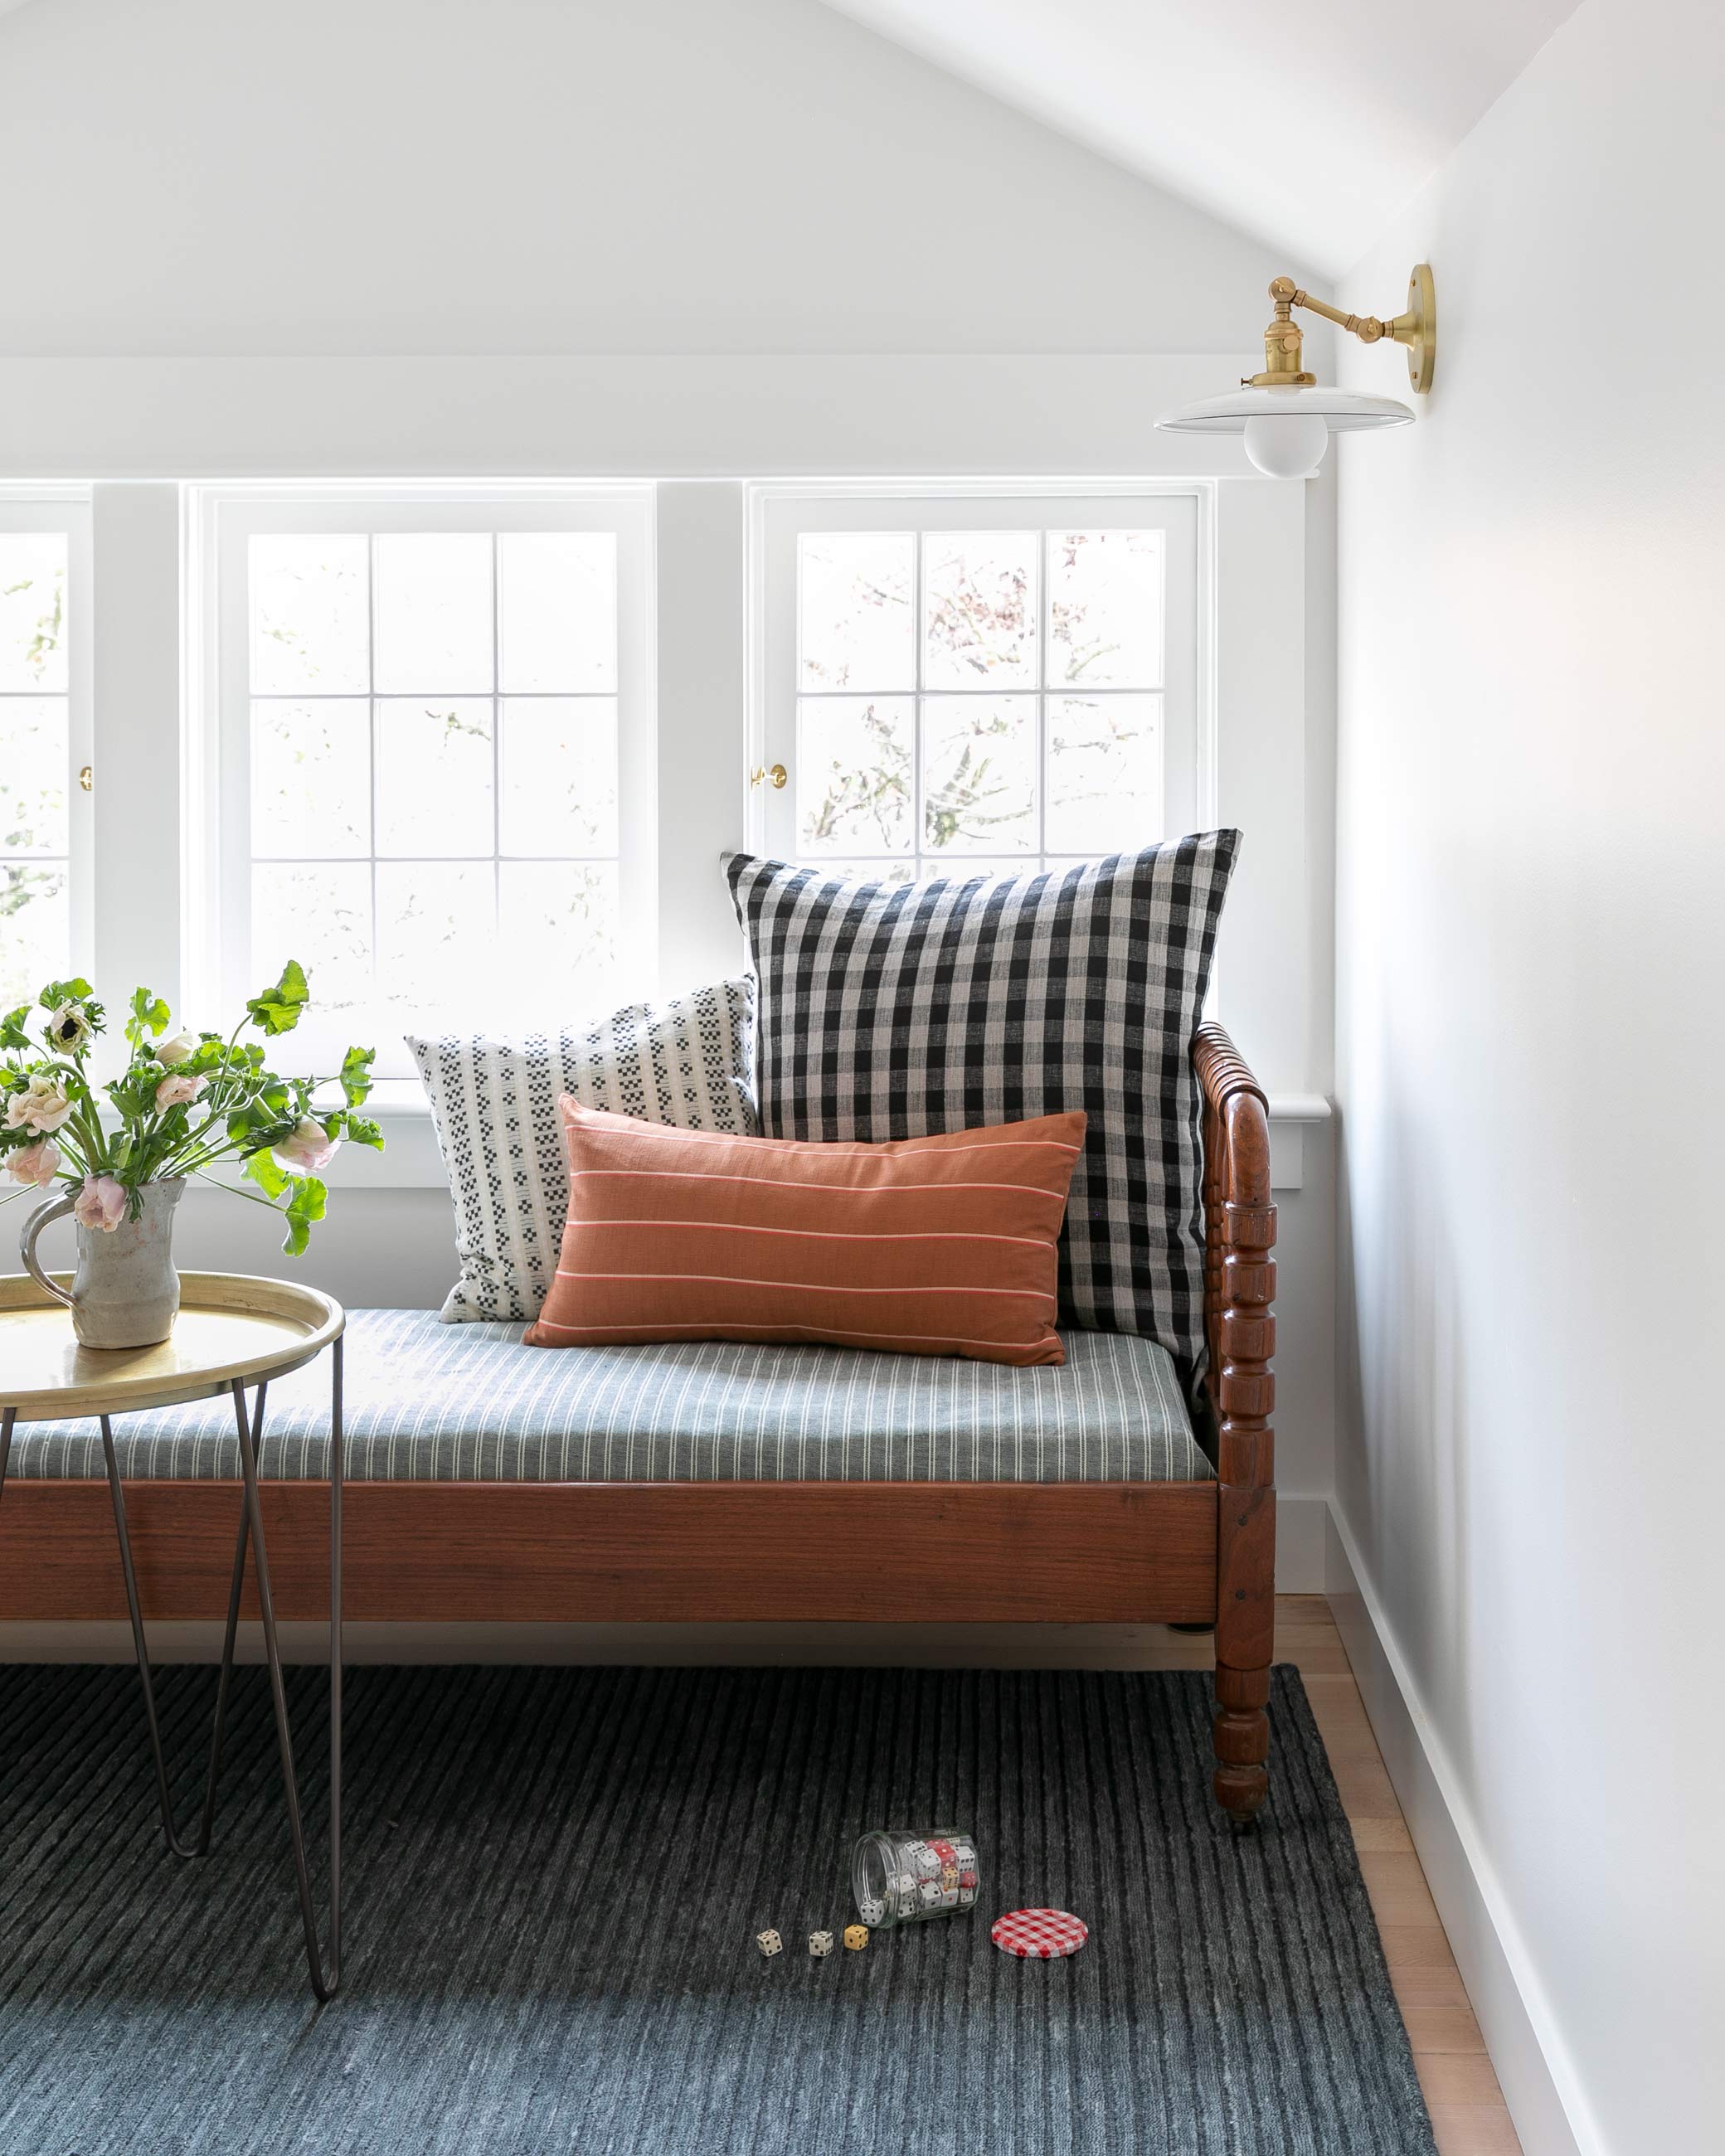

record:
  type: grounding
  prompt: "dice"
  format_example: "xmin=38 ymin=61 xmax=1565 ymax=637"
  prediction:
xmin=843 ymin=1924 xmax=870 ymax=1951
xmin=809 ymin=1930 xmax=834 ymax=1957
xmin=756 ymin=1929 xmax=783 ymax=1958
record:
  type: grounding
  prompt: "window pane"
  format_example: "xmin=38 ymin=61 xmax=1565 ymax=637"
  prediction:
xmin=498 ymin=533 xmax=616 ymax=693
xmin=798 ymin=696 xmax=914 ymax=856
xmin=250 ymin=535 xmax=368 ymax=694
xmin=374 ymin=699 xmax=494 ymax=857
xmin=377 ymin=862 xmax=496 ymax=1012
xmin=1045 ymin=695 xmax=1163 ymax=853
xmin=499 ymin=699 xmax=617 ymax=856
xmin=250 ymin=699 xmax=371 ymax=859
xmin=251 ymin=863 xmax=372 ymax=1016
xmin=372 ymin=533 xmax=493 ymax=692
xmin=922 ymin=696 xmax=1037 ymax=854
xmin=1047 ymin=530 xmax=1164 ymax=688
xmin=922 ymin=532 xmax=1037 ymax=690
xmin=498 ymin=862 xmax=619 ymax=1012
xmin=0 ymin=699 xmax=69 ymax=854
xmin=0 ymin=534 xmax=68 ymax=694
xmin=0 ymin=861 xmax=68 ymax=1009
xmin=799 ymin=532 xmax=913 ymax=692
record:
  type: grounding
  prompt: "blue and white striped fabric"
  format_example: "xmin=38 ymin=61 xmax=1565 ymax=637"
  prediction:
xmin=11 ymin=1309 xmax=1210 ymax=1485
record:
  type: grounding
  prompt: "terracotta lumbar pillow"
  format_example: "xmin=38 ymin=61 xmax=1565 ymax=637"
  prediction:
xmin=525 ymin=1100 xmax=1088 ymax=1367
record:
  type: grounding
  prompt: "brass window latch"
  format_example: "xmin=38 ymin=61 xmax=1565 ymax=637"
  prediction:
xmin=79 ymin=765 xmax=94 ymax=793
xmin=750 ymin=763 xmax=788 ymax=790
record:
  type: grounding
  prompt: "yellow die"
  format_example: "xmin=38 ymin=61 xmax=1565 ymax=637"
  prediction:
xmin=843 ymin=1924 xmax=870 ymax=1951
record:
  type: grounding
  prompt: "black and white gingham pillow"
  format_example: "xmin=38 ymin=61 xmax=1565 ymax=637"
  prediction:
xmin=410 ymin=978 xmax=757 ymax=1323
xmin=726 ymin=839 xmax=1238 ymax=1372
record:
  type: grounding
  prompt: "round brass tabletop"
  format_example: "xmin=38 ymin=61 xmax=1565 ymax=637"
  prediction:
xmin=0 ymin=1271 xmax=344 ymax=1423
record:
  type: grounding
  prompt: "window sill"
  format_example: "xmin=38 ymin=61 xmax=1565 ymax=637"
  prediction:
xmin=315 ymin=1084 xmax=1331 ymax=1193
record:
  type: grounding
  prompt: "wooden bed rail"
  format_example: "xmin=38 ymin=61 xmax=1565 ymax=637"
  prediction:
xmin=1194 ymin=1022 xmax=1277 ymax=1825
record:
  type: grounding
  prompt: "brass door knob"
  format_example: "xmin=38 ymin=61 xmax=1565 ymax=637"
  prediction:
xmin=751 ymin=763 xmax=788 ymax=791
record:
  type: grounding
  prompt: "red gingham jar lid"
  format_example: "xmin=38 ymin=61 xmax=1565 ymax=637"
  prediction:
xmin=990 ymin=1908 xmax=1089 ymax=1959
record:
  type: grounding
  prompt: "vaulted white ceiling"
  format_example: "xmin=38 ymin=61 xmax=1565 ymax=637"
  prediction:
xmin=819 ymin=0 xmax=1580 ymax=274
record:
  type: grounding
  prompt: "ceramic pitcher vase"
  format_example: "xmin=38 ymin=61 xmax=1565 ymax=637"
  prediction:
xmin=20 ymin=1179 xmax=186 ymax=1349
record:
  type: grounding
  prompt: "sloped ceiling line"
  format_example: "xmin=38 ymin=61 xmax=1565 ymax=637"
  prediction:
xmin=818 ymin=0 xmax=1581 ymax=274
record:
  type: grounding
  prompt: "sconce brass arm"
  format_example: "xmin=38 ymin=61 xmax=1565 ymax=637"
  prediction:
xmin=1248 ymin=267 xmax=1436 ymax=394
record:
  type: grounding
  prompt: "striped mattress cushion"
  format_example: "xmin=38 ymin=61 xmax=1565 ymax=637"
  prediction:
xmin=9 ymin=1309 xmax=1211 ymax=1485
xmin=526 ymin=1101 xmax=1087 ymax=1367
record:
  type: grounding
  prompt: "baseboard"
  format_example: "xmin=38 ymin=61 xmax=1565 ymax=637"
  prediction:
xmin=1324 ymin=1504 xmax=1599 ymax=2156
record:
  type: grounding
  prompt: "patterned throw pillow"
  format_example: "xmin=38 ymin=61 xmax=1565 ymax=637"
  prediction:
xmin=725 ymin=838 xmax=1239 ymax=1372
xmin=410 ymin=979 xmax=757 ymax=1323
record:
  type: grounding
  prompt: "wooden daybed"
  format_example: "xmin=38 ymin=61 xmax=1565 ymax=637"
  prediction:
xmin=0 ymin=1024 xmax=1276 ymax=1824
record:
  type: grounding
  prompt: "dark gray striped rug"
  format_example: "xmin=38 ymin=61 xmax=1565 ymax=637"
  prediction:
xmin=0 ymin=1663 xmax=1436 ymax=2155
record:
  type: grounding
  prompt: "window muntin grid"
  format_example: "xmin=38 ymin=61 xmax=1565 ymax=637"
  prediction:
xmin=791 ymin=525 xmax=1167 ymax=881
xmin=242 ymin=526 xmax=623 ymax=1069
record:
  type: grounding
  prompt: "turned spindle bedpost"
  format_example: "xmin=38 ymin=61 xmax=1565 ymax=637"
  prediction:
xmin=1194 ymin=1024 xmax=1278 ymax=1826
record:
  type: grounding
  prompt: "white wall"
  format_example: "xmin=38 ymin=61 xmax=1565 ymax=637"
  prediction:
xmin=0 ymin=0 xmax=1304 ymax=359
xmin=1333 ymin=2 xmax=1725 ymax=2149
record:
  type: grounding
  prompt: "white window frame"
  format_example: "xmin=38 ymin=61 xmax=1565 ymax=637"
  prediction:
xmin=189 ymin=483 xmax=657 ymax=1080
xmin=0 ymin=486 xmax=95 ymax=999
xmin=747 ymin=480 xmax=1215 ymax=865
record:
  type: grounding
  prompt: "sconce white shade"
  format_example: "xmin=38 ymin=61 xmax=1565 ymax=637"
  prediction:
xmin=1157 ymin=384 xmax=1415 ymax=478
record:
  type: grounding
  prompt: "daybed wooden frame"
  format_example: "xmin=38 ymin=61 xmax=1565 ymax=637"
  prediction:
xmin=0 ymin=1023 xmax=1276 ymax=1823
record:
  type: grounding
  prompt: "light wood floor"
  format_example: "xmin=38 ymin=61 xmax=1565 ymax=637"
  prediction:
xmin=1152 ymin=1596 xmax=1522 ymax=2156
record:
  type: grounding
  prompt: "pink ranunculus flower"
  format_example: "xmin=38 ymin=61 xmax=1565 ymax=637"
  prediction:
xmin=7 ymin=1136 xmax=61 ymax=1186
xmin=73 ymin=1174 xmax=129 ymax=1232
xmin=155 ymin=1031 xmax=198 ymax=1066
xmin=275 ymin=1115 xmax=339 ymax=1174
xmin=5 ymin=1073 xmax=74 ymax=1134
xmin=154 ymin=1069 xmax=207 ymax=1112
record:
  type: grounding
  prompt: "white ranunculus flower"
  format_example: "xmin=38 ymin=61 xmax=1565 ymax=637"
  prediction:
xmin=155 ymin=1032 xmax=198 ymax=1066
xmin=46 ymin=1002 xmax=91 ymax=1052
xmin=5 ymin=1073 xmax=74 ymax=1134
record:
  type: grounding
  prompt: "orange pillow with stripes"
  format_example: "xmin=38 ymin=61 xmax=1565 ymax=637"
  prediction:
xmin=525 ymin=1100 xmax=1088 ymax=1367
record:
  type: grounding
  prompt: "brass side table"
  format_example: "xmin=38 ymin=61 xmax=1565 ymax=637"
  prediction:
xmin=0 ymin=1271 xmax=345 ymax=2000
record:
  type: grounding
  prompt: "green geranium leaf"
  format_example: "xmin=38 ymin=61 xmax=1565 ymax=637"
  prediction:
xmin=0 ymin=1005 xmax=32 ymax=1052
xmin=280 ymin=1173 xmax=327 ymax=1256
xmin=242 ymin=1148 xmax=289 ymax=1200
xmin=245 ymin=959 xmax=310 ymax=1037
xmin=338 ymin=1045 xmax=376 ymax=1108
xmin=38 ymin=978 xmax=94 ymax=1009
xmin=345 ymin=1114 xmax=384 ymax=1151
xmin=124 ymin=987 xmax=172 ymax=1048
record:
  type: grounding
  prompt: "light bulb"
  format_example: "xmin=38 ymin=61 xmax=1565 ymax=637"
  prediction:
xmin=1242 ymin=412 xmax=1329 ymax=479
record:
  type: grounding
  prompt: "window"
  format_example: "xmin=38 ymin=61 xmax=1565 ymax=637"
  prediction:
xmin=753 ymin=489 xmax=1203 ymax=880
xmin=204 ymin=491 xmax=654 ymax=1076
xmin=0 ymin=498 xmax=91 ymax=1011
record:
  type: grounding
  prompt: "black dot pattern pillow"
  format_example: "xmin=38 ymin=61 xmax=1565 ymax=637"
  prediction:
xmin=410 ymin=978 xmax=757 ymax=1323
xmin=726 ymin=840 xmax=1238 ymax=1373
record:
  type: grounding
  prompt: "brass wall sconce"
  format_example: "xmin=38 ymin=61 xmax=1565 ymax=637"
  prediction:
xmin=1158 ymin=265 xmax=1436 ymax=477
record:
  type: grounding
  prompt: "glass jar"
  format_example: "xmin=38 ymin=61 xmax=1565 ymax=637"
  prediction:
xmin=852 ymin=1828 xmax=980 ymax=1929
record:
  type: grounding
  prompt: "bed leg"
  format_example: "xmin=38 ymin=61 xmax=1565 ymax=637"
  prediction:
xmin=1210 ymin=1191 xmax=1276 ymax=1828
xmin=1214 ymin=1479 xmax=1275 ymax=1826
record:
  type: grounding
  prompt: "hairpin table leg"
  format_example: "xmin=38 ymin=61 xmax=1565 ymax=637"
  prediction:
xmin=229 ymin=1348 xmax=343 ymax=2000
xmin=87 ymin=1344 xmax=344 ymax=2000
